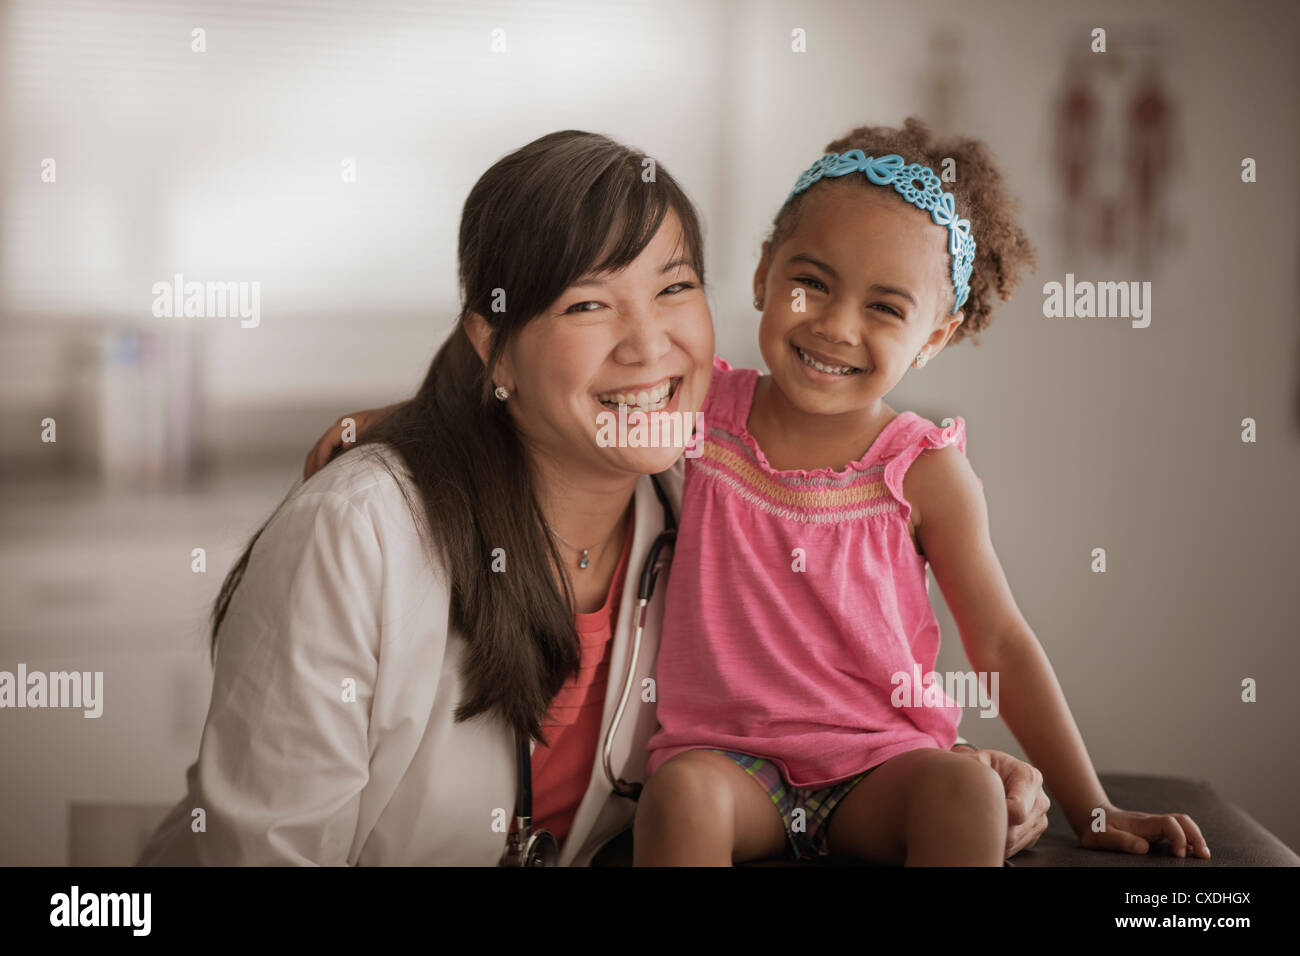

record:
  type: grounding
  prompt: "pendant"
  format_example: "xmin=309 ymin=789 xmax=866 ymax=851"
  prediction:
xmin=579 ymin=550 xmax=590 ymax=570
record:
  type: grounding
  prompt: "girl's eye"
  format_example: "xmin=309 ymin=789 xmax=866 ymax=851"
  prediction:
xmin=563 ymin=300 xmax=602 ymax=314
xmin=661 ymin=281 xmax=695 ymax=295
xmin=796 ymin=276 xmax=899 ymax=316
xmin=795 ymin=276 xmax=828 ymax=293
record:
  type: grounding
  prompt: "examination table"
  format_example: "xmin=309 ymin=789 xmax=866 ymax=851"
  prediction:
xmin=591 ymin=773 xmax=1300 ymax=866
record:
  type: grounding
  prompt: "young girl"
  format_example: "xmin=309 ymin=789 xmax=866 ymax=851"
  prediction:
xmin=632 ymin=118 xmax=1210 ymax=866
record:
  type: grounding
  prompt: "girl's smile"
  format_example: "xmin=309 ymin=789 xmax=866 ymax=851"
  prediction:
xmin=791 ymin=342 xmax=869 ymax=379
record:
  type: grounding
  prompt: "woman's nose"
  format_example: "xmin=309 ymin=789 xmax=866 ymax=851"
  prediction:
xmin=614 ymin=308 xmax=673 ymax=365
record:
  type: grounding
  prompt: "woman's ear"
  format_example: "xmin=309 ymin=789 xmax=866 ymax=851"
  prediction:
xmin=463 ymin=310 xmax=488 ymax=360
xmin=464 ymin=311 xmax=515 ymax=392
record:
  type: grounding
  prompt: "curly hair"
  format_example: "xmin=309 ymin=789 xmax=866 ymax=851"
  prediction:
xmin=766 ymin=116 xmax=1037 ymax=347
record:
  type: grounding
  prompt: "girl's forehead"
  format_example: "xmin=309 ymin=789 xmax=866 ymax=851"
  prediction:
xmin=782 ymin=185 xmax=951 ymax=293
xmin=798 ymin=182 xmax=919 ymax=228
xmin=791 ymin=187 xmax=945 ymax=257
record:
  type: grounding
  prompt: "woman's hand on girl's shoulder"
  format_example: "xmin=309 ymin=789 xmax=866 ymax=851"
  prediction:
xmin=1079 ymin=804 xmax=1211 ymax=859
xmin=304 ymin=403 xmax=403 ymax=479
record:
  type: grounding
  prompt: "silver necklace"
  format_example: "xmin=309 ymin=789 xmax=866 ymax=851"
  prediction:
xmin=549 ymin=514 xmax=625 ymax=570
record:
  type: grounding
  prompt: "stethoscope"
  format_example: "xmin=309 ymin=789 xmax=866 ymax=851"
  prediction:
xmin=500 ymin=472 xmax=677 ymax=866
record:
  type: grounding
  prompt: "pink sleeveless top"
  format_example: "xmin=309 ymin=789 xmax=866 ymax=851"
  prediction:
xmin=645 ymin=356 xmax=974 ymax=787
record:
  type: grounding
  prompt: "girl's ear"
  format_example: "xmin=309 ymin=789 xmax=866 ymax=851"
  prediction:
xmin=925 ymin=312 xmax=965 ymax=355
xmin=752 ymin=240 xmax=773 ymax=307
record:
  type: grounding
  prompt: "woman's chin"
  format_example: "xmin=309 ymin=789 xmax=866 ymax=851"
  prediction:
xmin=585 ymin=377 xmax=705 ymax=475
xmin=601 ymin=444 xmax=686 ymax=476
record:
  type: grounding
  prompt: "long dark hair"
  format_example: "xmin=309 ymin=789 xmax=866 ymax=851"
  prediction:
xmin=211 ymin=130 xmax=706 ymax=742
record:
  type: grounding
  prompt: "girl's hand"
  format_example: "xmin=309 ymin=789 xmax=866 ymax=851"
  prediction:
xmin=1080 ymin=804 xmax=1211 ymax=859
xmin=302 ymin=403 xmax=402 ymax=480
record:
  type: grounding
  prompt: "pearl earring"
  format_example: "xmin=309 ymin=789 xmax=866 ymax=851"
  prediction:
xmin=914 ymin=350 xmax=930 ymax=369
xmin=494 ymin=385 xmax=510 ymax=400
xmin=753 ymin=295 xmax=763 ymax=309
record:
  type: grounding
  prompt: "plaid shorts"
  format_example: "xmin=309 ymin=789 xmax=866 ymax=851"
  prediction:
xmin=711 ymin=749 xmax=874 ymax=861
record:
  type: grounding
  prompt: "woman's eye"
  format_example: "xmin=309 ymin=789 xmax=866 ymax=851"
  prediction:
xmin=564 ymin=282 xmax=695 ymax=314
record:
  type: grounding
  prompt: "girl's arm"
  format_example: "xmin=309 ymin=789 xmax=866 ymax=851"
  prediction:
xmin=303 ymin=403 xmax=403 ymax=479
xmin=906 ymin=444 xmax=1210 ymax=859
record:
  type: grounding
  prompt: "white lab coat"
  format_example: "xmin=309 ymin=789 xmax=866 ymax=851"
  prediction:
xmin=137 ymin=445 xmax=681 ymax=866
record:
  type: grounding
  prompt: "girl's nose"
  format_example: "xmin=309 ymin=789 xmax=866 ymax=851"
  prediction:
xmin=807 ymin=298 xmax=862 ymax=347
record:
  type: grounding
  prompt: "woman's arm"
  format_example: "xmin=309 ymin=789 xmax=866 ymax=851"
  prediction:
xmin=189 ymin=486 xmax=386 ymax=864
xmin=907 ymin=444 xmax=1210 ymax=859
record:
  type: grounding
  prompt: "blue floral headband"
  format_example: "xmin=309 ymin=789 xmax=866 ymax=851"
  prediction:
xmin=785 ymin=150 xmax=976 ymax=314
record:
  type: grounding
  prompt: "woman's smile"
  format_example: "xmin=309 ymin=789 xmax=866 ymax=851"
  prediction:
xmin=593 ymin=375 xmax=684 ymax=414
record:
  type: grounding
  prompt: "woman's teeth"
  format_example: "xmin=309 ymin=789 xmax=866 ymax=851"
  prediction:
xmin=595 ymin=378 xmax=676 ymax=412
xmin=796 ymin=346 xmax=861 ymax=376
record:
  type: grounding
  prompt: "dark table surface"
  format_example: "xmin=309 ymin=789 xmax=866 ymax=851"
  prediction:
xmin=592 ymin=773 xmax=1299 ymax=867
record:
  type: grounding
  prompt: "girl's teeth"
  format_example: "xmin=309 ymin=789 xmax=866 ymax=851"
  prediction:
xmin=797 ymin=347 xmax=859 ymax=375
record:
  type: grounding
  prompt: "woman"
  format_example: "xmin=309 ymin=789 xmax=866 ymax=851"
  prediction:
xmin=139 ymin=130 xmax=1049 ymax=866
